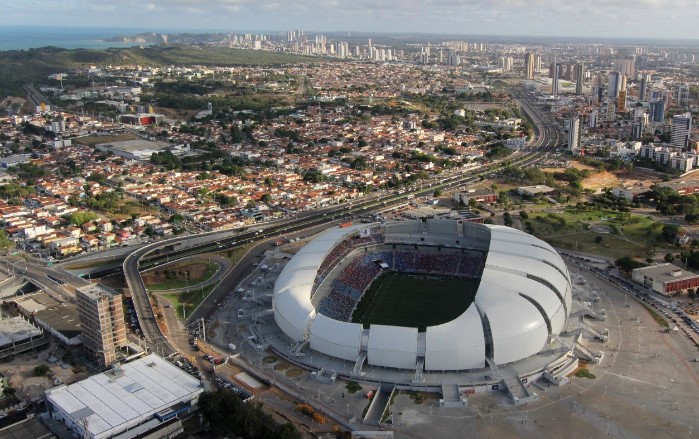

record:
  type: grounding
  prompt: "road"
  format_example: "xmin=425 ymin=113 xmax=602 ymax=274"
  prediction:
xmin=7 ymin=257 xmax=90 ymax=304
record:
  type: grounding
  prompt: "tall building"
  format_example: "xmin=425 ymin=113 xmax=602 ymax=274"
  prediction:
xmin=524 ymin=52 xmax=535 ymax=79
xmin=568 ymin=116 xmax=581 ymax=152
xmin=606 ymin=101 xmax=616 ymax=122
xmin=552 ymin=63 xmax=560 ymax=97
xmin=498 ymin=56 xmax=513 ymax=72
xmin=650 ymin=100 xmax=665 ymax=123
xmin=76 ymin=285 xmax=127 ymax=368
xmin=678 ymin=83 xmax=690 ymax=107
xmin=589 ymin=110 xmax=598 ymax=128
xmin=671 ymin=112 xmax=693 ymax=149
xmin=608 ymin=71 xmax=622 ymax=98
xmin=614 ymin=58 xmax=635 ymax=77
xmin=575 ymin=63 xmax=584 ymax=95
xmin=618 ymin=90 xmax=627 ymax=113
xmin=639 ymin=74 xmax=651 ymax=101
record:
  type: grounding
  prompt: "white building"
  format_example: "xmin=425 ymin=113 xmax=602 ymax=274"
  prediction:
xmin=46 ymin=354 xmax=203 ymax=439
xmin=506 ymin=135 xmax=527 ymax=150
xmin=567 ymin=116 xmax=581 ymax=152
xmin=671 ymin=112 xmax=692 ymax=149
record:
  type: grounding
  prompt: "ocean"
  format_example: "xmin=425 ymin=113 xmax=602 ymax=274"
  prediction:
xmin=0 ymin=26 xmax=157 ymax=51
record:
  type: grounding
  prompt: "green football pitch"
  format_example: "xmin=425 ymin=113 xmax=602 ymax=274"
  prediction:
xmin=351 ymin=271 xmax=480 ymax=331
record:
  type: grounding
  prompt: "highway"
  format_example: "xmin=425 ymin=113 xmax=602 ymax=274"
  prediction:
xmin=122 ymin=86 xmax=562 ymax=356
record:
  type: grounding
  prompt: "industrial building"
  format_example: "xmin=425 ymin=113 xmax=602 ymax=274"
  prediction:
xmin=11 ymin=292 xmax=83 ymax=346
xmin=632 ymin=264 xmax=699 ymax=296
xmin=0 ymin=316 xmax=48 ymax=361
xmin=95 ymin=139 xmax=189 ymax=161
xmin=76 ymin=285 xmax=126 ymax=368
xmin=45 ymin=354 xmax=203 ymax=439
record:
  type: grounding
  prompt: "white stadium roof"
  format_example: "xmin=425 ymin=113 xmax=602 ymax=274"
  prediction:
xmin=273 ymin=221 xmax=571 ymax=371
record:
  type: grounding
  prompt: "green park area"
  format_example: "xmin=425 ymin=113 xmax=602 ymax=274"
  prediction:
xmin=143 ymin=260 xmax=218 ymax=291
xmin=525 ymin=207 xmax=672 ymax=260
xmin=163 ymin=284 xmax=216 ymax=319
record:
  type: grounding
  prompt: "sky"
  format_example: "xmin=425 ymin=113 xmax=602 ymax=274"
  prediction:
xmin=2 ymin=0 xmax=699 ymax=40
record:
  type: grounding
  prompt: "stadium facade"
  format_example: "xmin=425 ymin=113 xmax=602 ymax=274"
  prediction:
xmin=273 ymin=219 xmax=572 ymax=372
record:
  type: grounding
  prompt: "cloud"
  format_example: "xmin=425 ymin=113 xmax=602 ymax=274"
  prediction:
xmin=1 ymin=0 xmax=698 ymax=39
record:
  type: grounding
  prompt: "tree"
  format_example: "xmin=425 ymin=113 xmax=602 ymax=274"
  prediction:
xmin=68 ymin=211 xmax=98 ymax=227
xmin=169 ymin=214 xmax=184 ymax=224
xmin=595 ymin=236 xmax=603 ymax=244
xmin=615 ymin=256 xmax=647 ymax=272
xmin=662 ymin=224 xmax=680 ymax=243
xmin=198 ymin=389 xmax=302 ymax=439
xmin=33 ymin=365 xmax=50 ymax=377
xmin=519 ymin=210 xmax=529 ymax=220
xmin=433 ymin=189 xmax=442 ymax=197
xmin=0 ymin=230 xmax=13 ymax=253
xmin=664 ymin=253 xmax=676 ymax=262
xmin=524 ymin=221 xmax=535 ymax=235
xmin=351 ymin=157 xmax=368 ymax=170
xmin=503 ymin=212 xmax=513 ymax=227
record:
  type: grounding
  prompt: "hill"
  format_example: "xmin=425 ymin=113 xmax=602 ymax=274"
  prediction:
xmin=0 ymin=45 xmax=324 ymax=96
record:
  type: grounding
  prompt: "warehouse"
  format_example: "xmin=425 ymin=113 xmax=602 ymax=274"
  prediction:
xmin=45 ymin=354 xmax=203 ymax=439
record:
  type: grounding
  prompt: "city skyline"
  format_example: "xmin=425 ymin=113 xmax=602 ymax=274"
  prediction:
xmin=2 ymin=0 xmax=699 ymax=40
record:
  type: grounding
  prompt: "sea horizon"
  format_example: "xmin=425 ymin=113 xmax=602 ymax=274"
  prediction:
xmin=0 ymin=25 xmax=159 ymax=51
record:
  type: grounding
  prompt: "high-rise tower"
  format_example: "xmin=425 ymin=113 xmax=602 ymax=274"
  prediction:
xmin=671 ymin=112 xmax=693 ymax=149
xmin=575 ymin=63 xmax=584 ymax=95
xmin=524 ymin=52 xmax=535 ymax=79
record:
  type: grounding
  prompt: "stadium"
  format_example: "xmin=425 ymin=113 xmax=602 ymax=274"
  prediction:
xmin=272 ymin=219 xmax=576 ymax=391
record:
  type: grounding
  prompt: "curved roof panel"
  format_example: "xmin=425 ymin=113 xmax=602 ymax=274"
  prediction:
xmin=367 ymin=325 xmax=418 ymax=369
xmin=475 ymin=283 xmax=549 ymax=364
xmin=309 ymin=315 xmax=362 ymax=362
xmin=425 ymin=305 xmax=485 ymax=370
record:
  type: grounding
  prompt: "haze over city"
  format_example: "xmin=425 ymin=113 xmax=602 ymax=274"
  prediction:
xmin=2 ymin=0 xmax=699 ymax=40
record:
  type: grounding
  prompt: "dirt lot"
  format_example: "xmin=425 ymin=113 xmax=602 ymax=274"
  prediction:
xmin=581 ymin=170 xmax=620 ymax=190
xmin=0 ymin=341 xmax=90 ymax=400
xmin=74 ymin=133 xmax=138 ymax=146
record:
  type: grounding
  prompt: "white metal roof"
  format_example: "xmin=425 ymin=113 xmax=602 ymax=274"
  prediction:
xmin=480 ymin=270 xmax=566 ymax=334
xmin=488 ymin=239 xmax=567 ymax=277
xmin=485 ymin=252 xmax=571 ymax=311
xmin=273 ymin=287 xmax=315 ymax=341
xmin=475 ymin=283 xmax=549 ymax=364
xmin=367 ymin=325 xmax=418 ymax=369
xmin=45 ymin=354 xmax=202 ymax=439
xmin=309 ymin=314 xmax=362 ymax=361
xmin=425 ymin=305 xmax=485 ymax=370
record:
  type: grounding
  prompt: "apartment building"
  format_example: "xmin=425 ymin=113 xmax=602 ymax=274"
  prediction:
xmin=76 ymin=285 xmax=126 ymax=368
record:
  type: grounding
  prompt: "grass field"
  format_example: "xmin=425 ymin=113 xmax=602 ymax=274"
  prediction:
xmin=528 ymin=208 xmax=672 ymax=260
xmin=352 ymin=271 xmax=479 ymax=331
xmin=144 ymin=261 xmax=218 ymax=291
xmin=163 ymin=283 xmax=216 ymax=319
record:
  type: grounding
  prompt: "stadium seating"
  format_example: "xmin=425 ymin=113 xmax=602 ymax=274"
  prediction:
xmin=317 ymin=246 xmax=486 ymax=321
